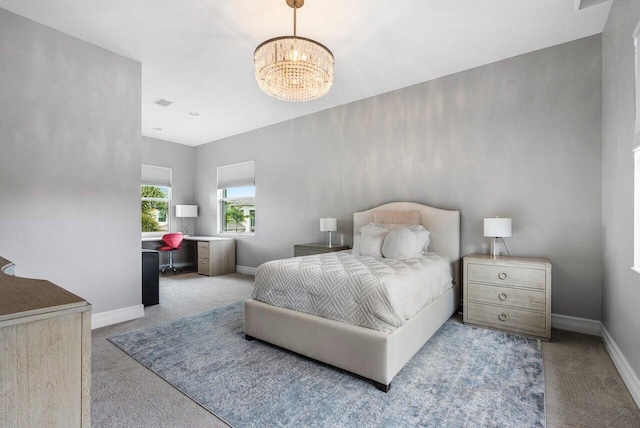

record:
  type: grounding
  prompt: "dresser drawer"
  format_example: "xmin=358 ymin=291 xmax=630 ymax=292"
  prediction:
xmin=198 ymin=257 xmax=210 ymax=275
xmin=466 ymin=302 xmax=546 ymax=336
xmin=197 ymin=241 xmax=210 ymax=258
xmin=467 ymin=263 xmax=546 ymax=290
xmin=467 ymin=282 xmax=546 ymax=312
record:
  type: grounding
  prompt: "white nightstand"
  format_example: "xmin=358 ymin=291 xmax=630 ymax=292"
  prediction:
xmin=463 ymin=254 xmax=552 ymax=340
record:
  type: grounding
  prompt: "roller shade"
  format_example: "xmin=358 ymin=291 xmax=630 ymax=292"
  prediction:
xmin=141 ymin=164 xmax=172 ymax=187
xmin=217 ymin=161 xmax=255 ymax=189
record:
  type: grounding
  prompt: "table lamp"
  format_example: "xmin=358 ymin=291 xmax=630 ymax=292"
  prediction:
xmin=484 ymin=217 xmax=512 ymax=258
xmin=320 ymin=218 xmax=337 ymax=248
xmin=176 ymin=205 xmax=198 ymax=235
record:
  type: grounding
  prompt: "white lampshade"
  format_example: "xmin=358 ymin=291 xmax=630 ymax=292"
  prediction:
xmin=320 ymin=218 xmax=337 ymax=232
xmin=484 ymin=218 xmax=512 ymax=238
xmin=176 ymin=205 xmax=198 ymax=218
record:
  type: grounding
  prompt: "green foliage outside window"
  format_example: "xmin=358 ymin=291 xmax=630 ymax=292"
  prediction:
xmin=225 ymin=206 xmax=250 ymax=232
xmin=141 ymin=212 xmax=161 ymax=232
xmin=141 ymin=185 xmax=169 ymax=232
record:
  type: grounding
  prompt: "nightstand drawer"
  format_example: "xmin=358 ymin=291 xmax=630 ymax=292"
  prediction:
xmin=466 ymin=302 xmax=546 ymax=336
xmin=295 ymin=249 xmax=324 ymax=257
xmin=467 ymin=282 xmax=546 ymax=312
xmin=293 ymin=244 xmax=349 ymax=257
xmin=467 ymin=263 xmax=546 ymax=290
xmin=197 ymin=241 xmax=210 ymax=257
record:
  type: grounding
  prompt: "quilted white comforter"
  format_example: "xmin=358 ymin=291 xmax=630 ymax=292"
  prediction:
xmin=252 ymin=250 xmax=452 ymax=333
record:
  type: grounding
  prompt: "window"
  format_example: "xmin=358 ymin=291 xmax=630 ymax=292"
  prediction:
xmin=141 ymin=165 xmax=172 ymax=234
xmin=217 ymin=161 xmax=255 ymax=234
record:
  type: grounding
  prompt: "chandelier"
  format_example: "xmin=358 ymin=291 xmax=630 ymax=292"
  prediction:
xmin=254 ymin=0 xmax=334 ymax=102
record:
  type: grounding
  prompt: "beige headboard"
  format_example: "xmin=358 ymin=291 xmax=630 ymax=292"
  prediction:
xmin=353 ymin=202 xmax=461 ymax=285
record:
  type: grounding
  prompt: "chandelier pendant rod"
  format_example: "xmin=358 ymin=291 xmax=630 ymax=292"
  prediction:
xmin=293 ymin=1 xmax=297 ymax=37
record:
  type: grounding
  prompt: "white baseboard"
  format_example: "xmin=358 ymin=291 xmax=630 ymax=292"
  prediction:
xmin=91 ymin=304 xmax=145 ymax=330
xmin=551 ymin=313 xmax=601 ymax=336
xmin=236 ymin=265 xmax=256 ymax=275
xmin=601 ymin=324 xmax=640 ymax=409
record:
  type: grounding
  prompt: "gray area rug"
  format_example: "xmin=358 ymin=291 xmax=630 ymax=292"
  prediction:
xmin=108 ymin=302 xmax=545 ymax=427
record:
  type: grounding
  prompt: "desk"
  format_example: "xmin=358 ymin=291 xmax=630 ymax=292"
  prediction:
xmin=141 ymin=235 xmax=235 ymax=276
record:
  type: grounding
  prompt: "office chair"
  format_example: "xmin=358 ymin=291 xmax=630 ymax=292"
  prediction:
xmin=159 ymin=232 xmax=184 ymax=274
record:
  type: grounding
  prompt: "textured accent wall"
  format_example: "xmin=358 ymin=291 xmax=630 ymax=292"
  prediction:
xmin=602 ymin=0 xmax=640 ymax=388
xmin=195 ymin=36 xmax=603 ymax=321
xmin=0 ymin=9 xmax=142 ymax=314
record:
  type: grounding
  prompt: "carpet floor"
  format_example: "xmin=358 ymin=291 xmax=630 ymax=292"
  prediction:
xmin=108 ymin=301 xmax=545 ymax=427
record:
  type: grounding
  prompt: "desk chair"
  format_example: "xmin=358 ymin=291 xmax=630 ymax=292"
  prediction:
xmin=159 ymin=232 xmax=183 ymax=274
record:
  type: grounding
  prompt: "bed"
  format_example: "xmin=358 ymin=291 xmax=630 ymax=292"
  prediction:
xmin=244 ymin=202 xmax=460 ymax=392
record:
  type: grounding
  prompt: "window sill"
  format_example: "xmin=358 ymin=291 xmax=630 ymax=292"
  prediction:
xmin=142 ymin=236 xmax=164 ymax=242
xmin=218 ymin=232 xmax=255 ymax=237
xmin=631 ymin=267 xmax=640 ymax=275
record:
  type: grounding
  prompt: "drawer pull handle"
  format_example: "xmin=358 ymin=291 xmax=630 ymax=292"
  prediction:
xmin=498 ymin=272 xmax=509 ymax=280
xmin=498 ymin=313 xmax=509 ymax=321
xmin=498 ymin=292 xmax=509 ymax=301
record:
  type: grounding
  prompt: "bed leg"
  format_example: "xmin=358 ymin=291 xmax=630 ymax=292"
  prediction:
xmin=245 ymin=334 xmax=255 ymax=341
xmin=373 ymin=381 xmax=391 ymax=393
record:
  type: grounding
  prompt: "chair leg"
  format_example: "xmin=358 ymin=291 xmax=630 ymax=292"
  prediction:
xmin=161 ymin=248 xmax=182 ymax=275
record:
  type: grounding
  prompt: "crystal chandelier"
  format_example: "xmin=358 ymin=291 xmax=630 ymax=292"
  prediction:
xmin=254 ymin=0 xmax=334 ymax=102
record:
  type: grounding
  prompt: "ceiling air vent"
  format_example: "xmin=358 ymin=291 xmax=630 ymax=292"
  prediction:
xmin=152 ymin=98 xmax=173 ymax=107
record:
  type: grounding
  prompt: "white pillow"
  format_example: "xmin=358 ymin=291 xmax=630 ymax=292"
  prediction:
xmin=352 ymin=234 xmax=385 ymax=258
xmin=381 ymin=227 xmax=429 ymax=260
xmin=374 ymin=223 xmax=431 ymax=253
xmin=359 ymin=224 xmax=389 ymax=237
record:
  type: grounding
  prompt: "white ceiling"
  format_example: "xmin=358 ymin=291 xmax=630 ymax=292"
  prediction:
xmin=0 ymin=0 xmax=611 ymax=146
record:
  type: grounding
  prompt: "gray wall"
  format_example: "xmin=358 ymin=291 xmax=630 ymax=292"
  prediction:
xmin=195 ymin=36 xmax=603 ymax=320
xmin=602 ymin=0 xmax=640 ymax=384
xmin=0 ymin=9 xmax=142 ymax=314
xmin=141 ymin=136 xmax=196 ymax=266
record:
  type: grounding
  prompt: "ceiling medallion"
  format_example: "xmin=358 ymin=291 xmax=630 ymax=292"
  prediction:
xmin=254 ymin=0 xmax=334 ymax=102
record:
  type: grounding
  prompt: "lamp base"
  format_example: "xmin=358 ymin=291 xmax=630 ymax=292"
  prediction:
xmin=181 ymin=218 xmax=190 ymax=236
xmin=327 ymin=231 xmax=332 ymax=248
xmin=490 ymin=237 xmax=500 ymax=258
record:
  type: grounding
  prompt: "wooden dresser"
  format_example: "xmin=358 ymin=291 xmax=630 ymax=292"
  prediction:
xmin=0 ymin=256 xmax=92 ymax=427
xmin=463 ymin=254 xmax=551 ymax=340
xmin=294 ymin=243 xmax=350 ymax=257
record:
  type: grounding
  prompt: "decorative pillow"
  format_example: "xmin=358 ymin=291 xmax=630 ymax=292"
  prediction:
xmin=381 ymin=227 xmax=430 ymax=259
xmin=373 ymin=210 xmax=420 ymax=225
xmin=359 ymin=224 xmax=389 ymax=237
xmin=372 ymin=223 xmax=431 ymax=252
xmin=373 ymin=222 xmax=418 ymax=231
xmin=352 ymin=234 xmax=385 ymax=258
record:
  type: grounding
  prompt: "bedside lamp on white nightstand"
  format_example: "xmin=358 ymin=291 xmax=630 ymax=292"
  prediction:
xmin=484 ymin=217 xmax=511 ymax=258
xmin=320 ymin=218 xmax=337 ymax=248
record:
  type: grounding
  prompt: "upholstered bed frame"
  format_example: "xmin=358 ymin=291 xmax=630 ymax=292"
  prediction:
xmin=244 ymin=202 xmax=461 ymax=392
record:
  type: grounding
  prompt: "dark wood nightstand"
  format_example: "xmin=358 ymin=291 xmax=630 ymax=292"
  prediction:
xmin=293 ymin=243 xmax=350 ymax=257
